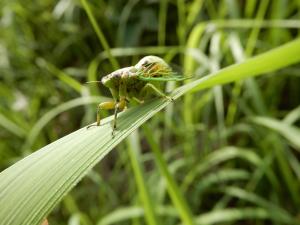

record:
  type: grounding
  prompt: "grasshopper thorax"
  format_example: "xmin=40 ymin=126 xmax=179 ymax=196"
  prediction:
xmin=101 ymin=66 xmax=136 ymax=88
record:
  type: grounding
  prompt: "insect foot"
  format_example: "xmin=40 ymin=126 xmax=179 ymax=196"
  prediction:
xmin=111 ymin=129 xmax=116 ymax=137
xmin=165 ymin=96 xmax=174 ymax=102
xmin=86 ymin=124 xmax=97 ymax=129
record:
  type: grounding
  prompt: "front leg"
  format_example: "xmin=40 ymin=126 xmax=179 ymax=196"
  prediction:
xmin=111 ymin=97 xmax=127 ymax=135
xmin=87 ymin=101 xmax=116 ymax=129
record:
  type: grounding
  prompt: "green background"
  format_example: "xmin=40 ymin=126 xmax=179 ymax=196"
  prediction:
xmin=1 ymin=0 xmax=300 ymax=224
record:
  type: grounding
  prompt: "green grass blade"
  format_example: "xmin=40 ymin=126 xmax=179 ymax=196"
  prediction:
xmin=143 ymin=125 xmax=195 ymax=225
xmin=209 ymin=32 xmax=226 ymax=146
xmin=36 ymin=58 xmax=84 ymax=94
xmin=195 ymin=207 xmax=286 ymax=224
xmin=245 ymin=0 xmax=269 ymax=56
xmin=0 ymin=113 xmax=26 ymax=138
xmin=284 ymin=105 xmax=300 ymax=125
xmin=188 ymin=38 xmax=300 ymax=93
xmin=97 ymin=206 xmax=177 ymax=225
xmin=1 ymin=38 xmax=300 ymax=225
xmin=158 ymin=0 xmax=168 ymax=46
xmin=251 ymin=116 xmax=300 ymax=150
xmin=80 ymin=0 xmax=119 ymax=70
xmin=98 ymin=207 xmax=144 ymax=225
xmin=182 ymin=146 xmax=262 ymax=191
xmin=195 ymin=169 xmax=250 ymax=192
xmin=222 ymin=186 xmax=296 ymax=224
xmin=127 ymin=132 xmax=160 ymax=225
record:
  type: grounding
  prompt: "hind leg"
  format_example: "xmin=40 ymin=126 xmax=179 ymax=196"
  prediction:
xmin=139 ymin=83 xmax=173 ymax=101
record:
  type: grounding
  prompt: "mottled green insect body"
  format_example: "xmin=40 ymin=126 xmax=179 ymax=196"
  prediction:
xmin=87 ymin=56 xmax=186 ymax=135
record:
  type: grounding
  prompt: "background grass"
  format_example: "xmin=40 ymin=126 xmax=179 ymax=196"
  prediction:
xmin=0 ymin=0 xmax=300 ymax=225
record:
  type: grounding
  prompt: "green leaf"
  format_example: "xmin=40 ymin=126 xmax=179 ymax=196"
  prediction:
xmin=251 ymin=116 xmax=300 ymax=150
xmin=97 ymin=206 xmax=177 ymax=225
xmin=0 ymin=113 xmax=26 ymax=138
xmin=126 ymin=132 xmax=160 ymax=225
xmin=1 ymin=38 xmax=300 ymax=225
xmin=195 ymin=207 xmax=278 ymax=224
xmin=221 ymin=186 xmax=296 ymax=224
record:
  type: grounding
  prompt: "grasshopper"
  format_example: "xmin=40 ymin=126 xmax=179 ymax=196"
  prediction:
xmin=87 ymin=56 xmax=186 ymax=135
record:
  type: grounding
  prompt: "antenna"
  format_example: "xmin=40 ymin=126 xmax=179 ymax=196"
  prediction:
xmin=85 ymin=81 xmax=101 ymax=84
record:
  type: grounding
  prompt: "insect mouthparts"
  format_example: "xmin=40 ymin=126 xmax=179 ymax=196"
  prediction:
xmin=100 ymin=78 xmax=106 ymax=86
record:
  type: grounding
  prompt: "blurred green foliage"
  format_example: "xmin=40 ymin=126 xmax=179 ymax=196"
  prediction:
xmin=1 ymin=0 xmax=300 ymax=224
